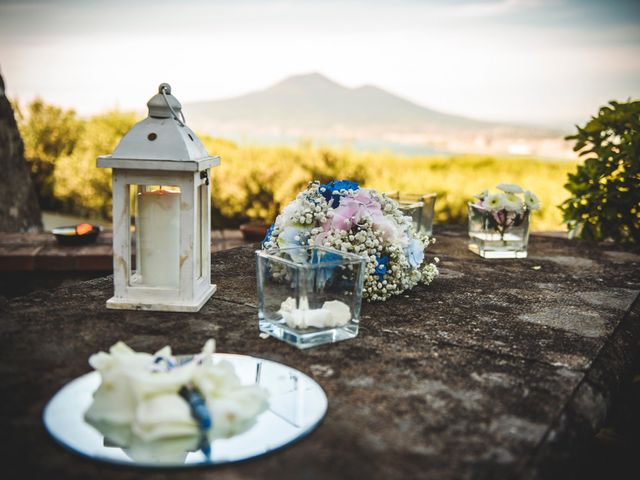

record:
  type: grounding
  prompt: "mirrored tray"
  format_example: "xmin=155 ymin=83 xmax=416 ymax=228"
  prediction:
xmin=43 ymin=353 xmax=327 ymax=468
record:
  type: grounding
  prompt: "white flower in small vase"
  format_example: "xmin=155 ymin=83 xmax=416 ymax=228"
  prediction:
xmin=484 ymin=193 xmax=506 ymax=211
xmin=497 ymin=183 xmax=524 ymax=194
xmin=503 ymin=192 xmax=524 ymax=212
xmin=474 ymin=189 xmax=489 ymax=201
xmin=525 ymin=191 xmax=541 ymax=210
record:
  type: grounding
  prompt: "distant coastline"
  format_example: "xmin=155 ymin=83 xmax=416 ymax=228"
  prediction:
xmin=186 ymin=73 xmax=575 ymax=160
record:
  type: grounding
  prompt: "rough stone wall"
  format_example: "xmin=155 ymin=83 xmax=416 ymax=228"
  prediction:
xmin=0 ymin=73 xmax=42 ymax=232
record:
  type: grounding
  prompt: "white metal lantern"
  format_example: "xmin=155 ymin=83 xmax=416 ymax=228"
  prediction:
xmin=97 ymin=83 xmax=220 ymax=312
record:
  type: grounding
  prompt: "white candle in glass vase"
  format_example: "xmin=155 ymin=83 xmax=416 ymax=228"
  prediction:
xmin=138 ymin=189 xmax=180 ymax=287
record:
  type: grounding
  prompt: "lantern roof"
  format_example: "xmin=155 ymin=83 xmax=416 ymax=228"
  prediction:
xmin=97 ymin=83 xmax=220 ymax=172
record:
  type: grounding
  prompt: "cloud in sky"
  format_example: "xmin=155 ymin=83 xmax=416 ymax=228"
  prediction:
xmin=0 ymin=0 xmax=638 ymax=126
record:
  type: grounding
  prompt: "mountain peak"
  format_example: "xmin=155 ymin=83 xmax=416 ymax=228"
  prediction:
xmin=271 ymin=72 xmax=345 ymax=91
xmin=186 ymin=72 xmax=499 ymax=132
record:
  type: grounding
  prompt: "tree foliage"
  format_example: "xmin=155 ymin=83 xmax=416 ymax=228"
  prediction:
xmin=13 ymin=98 xmax=577 ymax=231
xmin=15 ymin=99 xmax=83 ymax=209
xmin=562 ymin=100 xmax=640 ymax=244
xmin=53 ymin=111 xmax=138 ymax=219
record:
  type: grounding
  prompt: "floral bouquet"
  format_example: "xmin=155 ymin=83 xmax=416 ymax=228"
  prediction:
xmin=84 ymin=340 xmax=268 ymax=462
xmin=262 ymin=180 xmax=439 ymax=301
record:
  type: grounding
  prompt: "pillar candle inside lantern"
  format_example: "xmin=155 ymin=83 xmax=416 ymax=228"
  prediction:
xmin=137 ymin=189 xmax=180 ymax=287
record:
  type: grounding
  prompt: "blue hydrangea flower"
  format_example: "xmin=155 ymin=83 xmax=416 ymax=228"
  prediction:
xmin=277 ymin=226 xmax=311 ymax=263
xmin=261 ymin=224 xmax=275 ymax=247
xmin=404 ymin=238 xmax=425 ymax=268
xmin=318 ymin=180 xmax=360 ymax=208
xmin=278 ymin=226 xmax=307 ymax=249
xmin=311 ymin=250 xmax=342 ymax=265
xmin=375 ymin=255 xmax=389 ymax=278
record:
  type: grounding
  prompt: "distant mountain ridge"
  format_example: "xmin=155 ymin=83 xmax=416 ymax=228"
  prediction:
xmin=185 ymin=72 xmax=509 ymax=133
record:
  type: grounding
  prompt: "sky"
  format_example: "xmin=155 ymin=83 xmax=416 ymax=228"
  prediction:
xmin=0 ymin=0 xmax=639 ymax=127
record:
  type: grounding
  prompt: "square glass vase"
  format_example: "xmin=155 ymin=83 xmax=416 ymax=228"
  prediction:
xmin=468 ymin=203 xmax=530 ymax=259
xmin=256 ymin=246 xmax=366 ymax=349
xmin=389 ymin=192 xmax=437 ymax=237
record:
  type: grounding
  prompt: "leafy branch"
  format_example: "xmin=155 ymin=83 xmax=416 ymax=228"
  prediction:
xmin=562 ymin=100 xmax=640 ymax=245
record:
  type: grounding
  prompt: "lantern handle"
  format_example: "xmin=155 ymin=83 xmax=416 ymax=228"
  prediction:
xmin=159 ymin=84 xmax=186 ymax=127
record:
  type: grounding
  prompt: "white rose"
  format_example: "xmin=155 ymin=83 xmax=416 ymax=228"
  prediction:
xmin=85 ymin=340 xmax=269 ymax=449
xmin=132 ymin=394 xmax=197 ymax=442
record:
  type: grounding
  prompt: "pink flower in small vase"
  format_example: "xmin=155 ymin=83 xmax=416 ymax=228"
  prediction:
xmin=494 ymin=210 xmax=507 ymax=225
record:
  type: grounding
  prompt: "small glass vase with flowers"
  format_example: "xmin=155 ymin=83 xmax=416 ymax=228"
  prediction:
xmin=468 ymin=183 xmax=540 ymax=259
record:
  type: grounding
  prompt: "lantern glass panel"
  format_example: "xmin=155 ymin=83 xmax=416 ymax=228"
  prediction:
xmin=197 ymin=184 xmax=207 ymax=279
xmin=130 ymin=185 xmax=182 ymax=288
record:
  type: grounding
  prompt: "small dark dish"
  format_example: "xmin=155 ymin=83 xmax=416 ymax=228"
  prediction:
xmin=52 ymin=224 xmax=101 ymax=245
xmin=239 ymin=223 xmax=270 ymax=241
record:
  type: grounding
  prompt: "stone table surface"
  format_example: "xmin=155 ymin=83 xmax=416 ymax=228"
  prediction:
xmin=1 ymin=226 xmax=639 ymax=480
